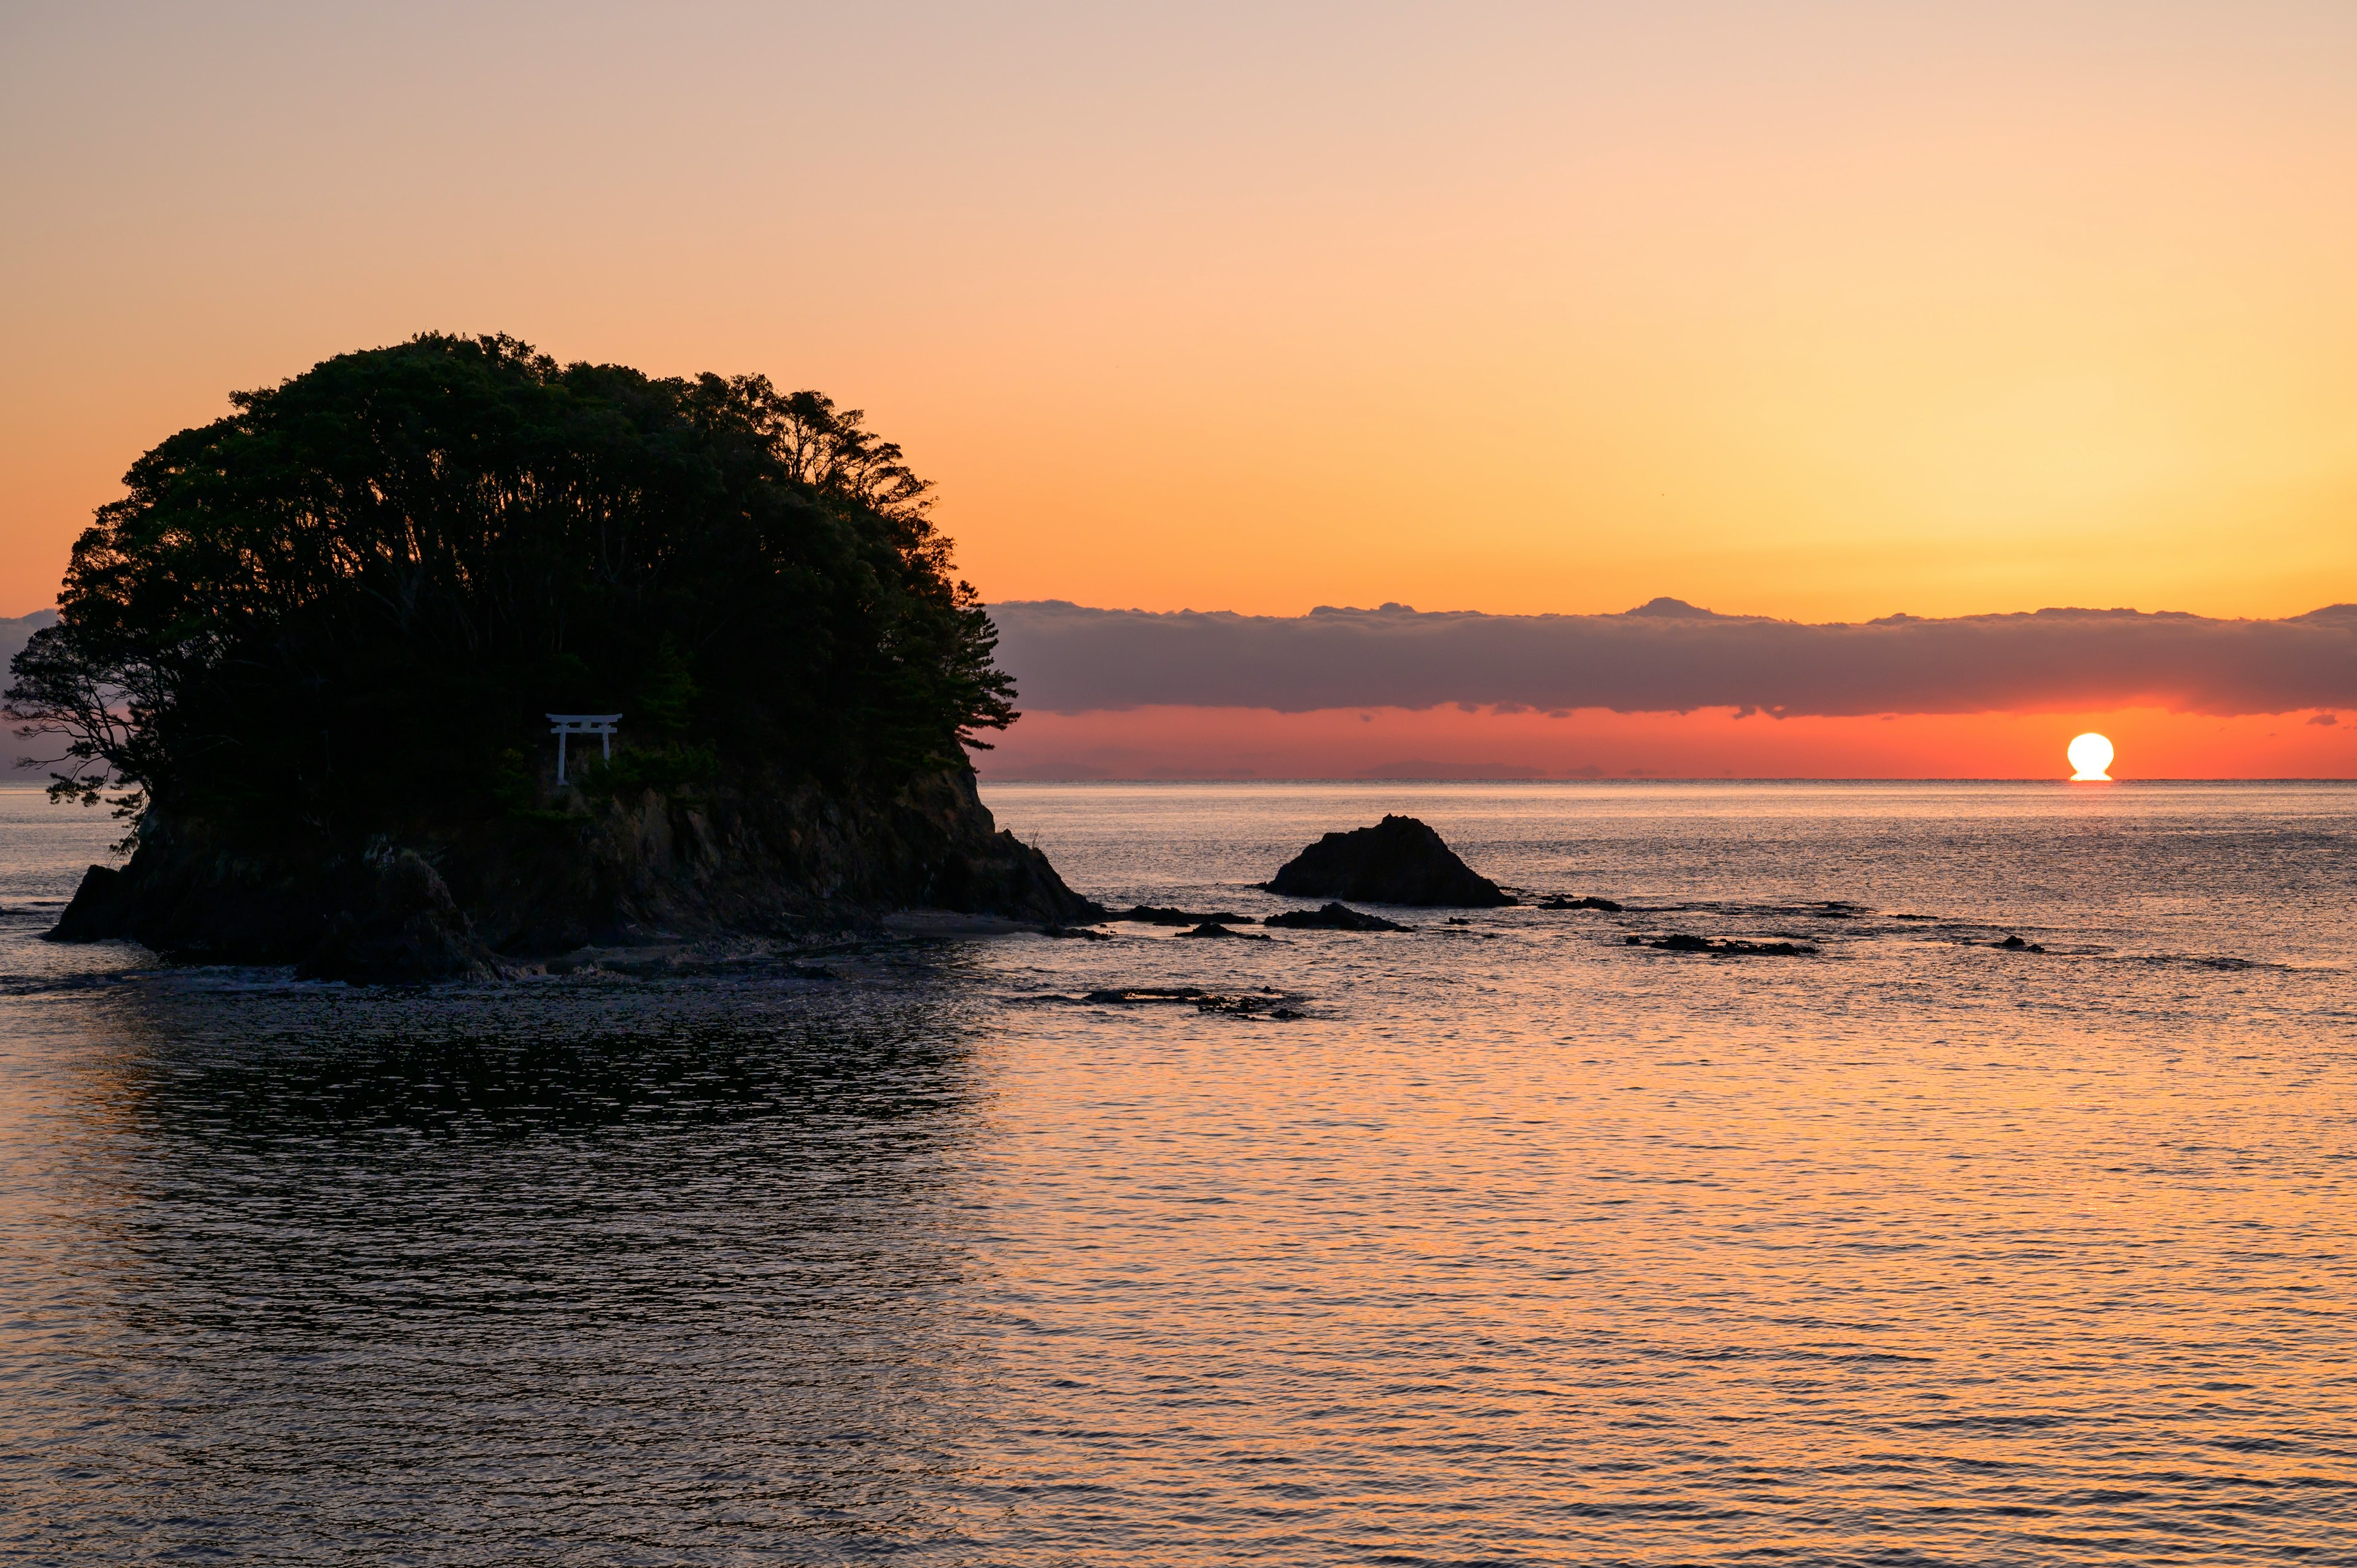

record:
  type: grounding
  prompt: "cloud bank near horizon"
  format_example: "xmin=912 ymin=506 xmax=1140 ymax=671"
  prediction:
xmin=988 ymin=599 xmax=2357 ymax=719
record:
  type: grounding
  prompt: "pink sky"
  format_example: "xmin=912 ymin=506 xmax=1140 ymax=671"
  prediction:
xmin=979 ymin=704 xmax=2354 ymax=781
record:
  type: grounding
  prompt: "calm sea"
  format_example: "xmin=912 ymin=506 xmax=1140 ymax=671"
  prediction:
xmin=2 ymin=780 xmax=2353 ymax=1566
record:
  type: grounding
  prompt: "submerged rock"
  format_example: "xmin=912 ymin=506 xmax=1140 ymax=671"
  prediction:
xmin=1179 ymin=921 xmax=1271 ymax=940
xmin=1261 ymin=815 xmax=1511 ymax=907
xmin=1639 ymin=932 xmax=1816 ymax=957
xmin=1110 ymin=905 xmax=1256 ymax=926
xmin=1078 ymin=986 xmax=1298 ymax=1016
xmin=1538 ymin=894 xmax=1624 ymax=912
xmin=1994 ymin=934 xmax=2047 ymax=953
xmin=1263 ymin=902 xmax=1412 ymax=932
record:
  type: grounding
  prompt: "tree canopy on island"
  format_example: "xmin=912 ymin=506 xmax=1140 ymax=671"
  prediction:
xmin=6 ymin=334 xmax=1018 ymax=837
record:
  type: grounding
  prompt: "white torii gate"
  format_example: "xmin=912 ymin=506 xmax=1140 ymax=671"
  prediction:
xmin=547 ymin=713 xmax=622 ymax=783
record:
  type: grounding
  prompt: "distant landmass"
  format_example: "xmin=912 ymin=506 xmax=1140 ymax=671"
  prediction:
xmin=0 ymin=610 xmax=57 ymax=773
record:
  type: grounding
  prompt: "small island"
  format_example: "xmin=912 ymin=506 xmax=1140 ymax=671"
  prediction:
xmin=7 ymin=334 xmax=1095 ymax=979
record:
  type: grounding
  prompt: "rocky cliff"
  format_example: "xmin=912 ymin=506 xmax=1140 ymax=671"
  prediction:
xmin=47 ymin=766 xmax=1097 ymax=981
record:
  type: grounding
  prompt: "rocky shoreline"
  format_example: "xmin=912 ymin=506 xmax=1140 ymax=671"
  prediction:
xmin=47 ymin=766 xmax=1097 ymax=983
xmin=51 ymin=801 xmax=1873 ymax=984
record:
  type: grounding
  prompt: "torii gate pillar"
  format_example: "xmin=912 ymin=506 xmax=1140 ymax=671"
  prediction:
xmin=546 ymin=714 xmax=623 ymax=784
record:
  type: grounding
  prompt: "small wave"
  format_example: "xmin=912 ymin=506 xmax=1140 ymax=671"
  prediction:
xmin=120 ymin=964 xmax=361 ymax=995
xmin=0 ymin=970 xmax=152 ymax=999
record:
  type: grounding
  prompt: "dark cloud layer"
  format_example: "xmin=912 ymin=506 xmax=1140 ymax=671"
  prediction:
xmin=989 ymin=598 xmax=2357 ymax=717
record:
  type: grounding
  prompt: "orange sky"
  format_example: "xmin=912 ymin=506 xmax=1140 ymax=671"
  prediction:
xmin=4 ymin=4 xmax=2353 ymax=774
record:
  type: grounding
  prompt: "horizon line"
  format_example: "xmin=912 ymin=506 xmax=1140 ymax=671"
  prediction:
xmin=978 ymin=775 xmax=2357 ymax=786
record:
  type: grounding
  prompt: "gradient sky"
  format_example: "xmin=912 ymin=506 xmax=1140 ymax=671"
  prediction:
xmin=5 ymin=2 xmax=2355 ymax=774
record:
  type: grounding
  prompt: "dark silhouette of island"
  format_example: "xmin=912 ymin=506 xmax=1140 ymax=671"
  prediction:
xmin=7 ymin=334 xmax=1094 ymax=978
xmin=1262 ymin=816 xmax=1512 ymax=907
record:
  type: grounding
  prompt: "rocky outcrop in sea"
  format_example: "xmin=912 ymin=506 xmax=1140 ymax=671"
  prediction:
xmin=48 ymin=765 xmax=1096 ymax=982
xmin=1262 ymin=815 xmax=1512 ymax=907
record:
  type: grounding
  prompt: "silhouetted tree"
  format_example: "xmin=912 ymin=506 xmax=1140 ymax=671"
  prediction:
xmin=6 ymin=334 xmax=1016 ymax=840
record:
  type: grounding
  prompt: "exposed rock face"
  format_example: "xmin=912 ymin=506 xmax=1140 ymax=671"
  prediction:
xmin=1263 ymin=902 xmax=1411 ymax=932
xmin=1262 ymin=815 xmax=1511 ymax=908
xmin=44 ymin=863 xmax=131 ymax=943
xmin=1178 ymin=921 xmax=1269 ymax=940
xmin=1109 ymin=905 xmax=1255 ymax=926
xmin=299 ymin=850 xmax=499 ymax=983
xmin=47 ymin=765 xmax=1097 ymax=981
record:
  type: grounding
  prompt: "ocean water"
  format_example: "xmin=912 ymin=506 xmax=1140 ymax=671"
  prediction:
xmin=2 ymin=779 xmax=2353 ymax=1566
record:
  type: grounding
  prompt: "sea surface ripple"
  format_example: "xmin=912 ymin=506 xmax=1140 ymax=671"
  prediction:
xmin=2 ymin=781 xmax=2352 ymax=1566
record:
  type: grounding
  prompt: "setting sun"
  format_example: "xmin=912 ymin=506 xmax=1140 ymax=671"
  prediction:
xmin=2068 ymin=732 xmax=2116 ymax=781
